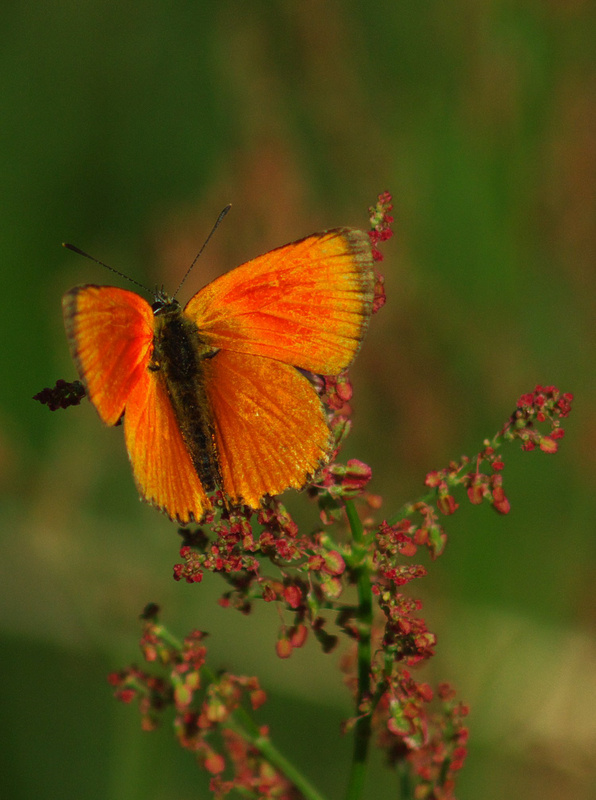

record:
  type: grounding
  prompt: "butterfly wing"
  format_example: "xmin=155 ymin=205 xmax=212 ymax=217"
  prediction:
xmin=62 ymin=285 xmax=154 ymax=425
xmin=122 ymin=366 xmax=211 ymax=524
xmin=63 ymin=285 xmax=210 ymax=523
xmin=184 ymin=228 xmax=374 ymax=374
xmin=203 ymin=349 xmax=330 ymax=507
xmin=184 ymin=228 xmax=374 ymax=507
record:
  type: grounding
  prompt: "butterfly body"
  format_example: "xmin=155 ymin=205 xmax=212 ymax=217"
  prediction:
xmin=150 ymin=297 xmax=222 ymax=493
xmin=63 ymin=228 xmax=374 ymax=524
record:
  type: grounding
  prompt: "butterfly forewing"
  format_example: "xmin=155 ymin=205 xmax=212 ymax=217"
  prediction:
xmin=62 ymin=286 xmax=154 ymax=425
xmin=184 ymin=229 xmax=374 ymax=375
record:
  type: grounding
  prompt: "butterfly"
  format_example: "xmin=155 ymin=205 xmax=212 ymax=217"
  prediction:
xmin=62 ymin=226 xmax=374 ymax=524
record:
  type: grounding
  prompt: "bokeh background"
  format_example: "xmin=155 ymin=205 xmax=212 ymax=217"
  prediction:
xmin=2 ymin=2 xmax=596 ymax=799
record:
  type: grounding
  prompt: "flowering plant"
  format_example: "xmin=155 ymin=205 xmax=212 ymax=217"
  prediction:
xmin=36 ymin=194 xmax=573 ymax=800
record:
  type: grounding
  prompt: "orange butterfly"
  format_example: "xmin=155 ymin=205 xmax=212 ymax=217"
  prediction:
xmin=63 ymin=227 xmax=374 ymax=524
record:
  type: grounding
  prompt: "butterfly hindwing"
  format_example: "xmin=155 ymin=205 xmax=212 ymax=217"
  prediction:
xmin=123 ymin=365 xmax=211 ymax=524
xmin=203 ymin=349 xmax=331 ymax=507
xmin=184 ymin=229 xmax=374 ymax=375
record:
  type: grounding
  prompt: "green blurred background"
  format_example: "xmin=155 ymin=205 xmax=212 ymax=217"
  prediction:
xmin=2 ymin=2 xmax=596 ymax=798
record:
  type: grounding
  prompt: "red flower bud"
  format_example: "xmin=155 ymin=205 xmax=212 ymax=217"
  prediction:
xmin=204 ymin=751 xmax=225 ymax=775
xmin=323 ymin=550 xmax=346 ymax=575
xmin=437 ymin=493 xmax=458 ymax=515
xmin=398 ymin=539 xmax=418 ymax=557
xmin=539 ymin=436 xmax=558 ymax=453
xmin=491 ymin=486 xmax=510 ymax=514
xmin=416 ymin=682 xmax=433 ymax=702
xmin=467 ymin=479 xmax=485 ymax=505
xmin=307 ymin=554 xmax=326 ymax=571
xmin=414 ymin=527 xmax=429 ymax=545
xmin=342 ymin=459 xmax=373 ymax=493
xmin=425 ymin=470 xmax=442 ymax=488
xmin=275 ymin=637 xmax=293 ymax=659
xmin=289 ymin=624 xmax=308 ymax=648
xmin=283 ymin=584 xmax=303 ymax=609
xmin=118 ymin=689 xmax=135 ymax=704
xmin=250 ymin=688 xmax=267 ymax=709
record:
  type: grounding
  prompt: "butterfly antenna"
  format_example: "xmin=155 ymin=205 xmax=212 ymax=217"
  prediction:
xmin=173 ymin=203 xmax=232 ymax=299
xmin=62 ymin=242 xmax=152 ymax=295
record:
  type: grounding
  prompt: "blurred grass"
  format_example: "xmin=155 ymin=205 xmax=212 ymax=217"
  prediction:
xmin=2 ymin=1 xmax=596 ymax=798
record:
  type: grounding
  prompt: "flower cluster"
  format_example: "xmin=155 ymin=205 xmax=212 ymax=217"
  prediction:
xmin=368 ymin=190 xmax=394 ymax=263
xmin=161 ymin=382 xmax=574 ymax=797
xmin=210 ymin=731 xmax=296 ymax=800
xmin=380 ymin=384 xmax=575 ymax=562
xmin=513 ymin=384 xmax=573 ymax=452
xmin=375 ymin=678 xmax=469 ymax=800
xmin=173 ymin=495 xmax=354 ymax=658
xmin=367 ymin=190 xmax=393 ymax=311
xmin=108 ymin=605 xmax=292 ymax=797
xmin=70 ymin=195 xmax=573 ymax=798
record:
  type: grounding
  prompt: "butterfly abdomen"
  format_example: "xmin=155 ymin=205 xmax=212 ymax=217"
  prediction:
xmin=151 ymin=302 xmax=222 ymax=493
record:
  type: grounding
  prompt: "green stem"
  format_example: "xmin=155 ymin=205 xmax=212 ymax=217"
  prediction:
xmin=226 ymin=708 xmax=329 ymax=800
xmin=386 ymin=487 xmax=440 ymax=526
xmin=153 ymin=625 xmax=328 ymax=800
xmin=155 ymin=625 xmax=183 ymax=652
xmin=343 ymin=499 xmax=373 ymax=800
xmin=397 ymin=761 xmax=415 ymax=800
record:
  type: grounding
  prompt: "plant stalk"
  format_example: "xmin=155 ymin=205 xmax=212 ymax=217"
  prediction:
xmin=343 ymin=499 xmax=374 ymax=800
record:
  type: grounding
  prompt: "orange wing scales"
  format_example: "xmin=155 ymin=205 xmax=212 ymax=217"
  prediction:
xmin=204 ymin=350 xmax=331 ymax=508
xmin=185 ymin=229 xmax=374 ymax=375
xmin=63 ymin=286 xmax=154 ymax=425
xmin=123 ymin=367 xmax=211 ymax=524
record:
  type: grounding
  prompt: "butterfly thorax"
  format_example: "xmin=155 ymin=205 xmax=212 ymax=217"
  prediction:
xmin=149 ymin=300 xmax=222 ymax=493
